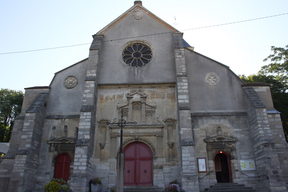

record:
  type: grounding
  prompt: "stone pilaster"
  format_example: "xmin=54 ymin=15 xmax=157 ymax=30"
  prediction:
xmin=173 ymin=33 xmax=199 ymax=192
xmin=243 ymin=87 xmax=287 ymax=192
xmin=70 ymin=36 xmax=103 ymax=192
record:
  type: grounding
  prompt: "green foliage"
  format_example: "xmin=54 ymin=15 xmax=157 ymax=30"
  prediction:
xmin=0 ymin=89 xmax=23 ymax=142
xmin=44 ymin=181 xmax=61 ymax=192
xmin=51 ymin=178 xmax=66 ymax=185
xmin=45 ymin=178 xmax=73 ymax=192
xmin=261 ymin=45 xmax=288 ymax=76
xmin=239 ymin=74 xmax=287 ymax=93
xmin=239 ymin=45 xmax=288 ymax=141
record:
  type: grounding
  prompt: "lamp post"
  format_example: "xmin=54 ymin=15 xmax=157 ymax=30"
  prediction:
xmin=107 ymin=109 xmax=136 ymax=192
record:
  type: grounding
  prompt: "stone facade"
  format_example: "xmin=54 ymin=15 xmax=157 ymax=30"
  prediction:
xmin=0 ymin=1 xmax=288 ymax=192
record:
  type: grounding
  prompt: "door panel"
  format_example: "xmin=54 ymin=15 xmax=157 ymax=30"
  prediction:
xmin=124 ymin=142 xmax=153 ymax=186
xmin=139 ymin=160 xmax=152 ymax=185
xmin=124 ymin=160 xmax=136 ymax=185
xmin=54 ymin=153 xmax=70 ymax=181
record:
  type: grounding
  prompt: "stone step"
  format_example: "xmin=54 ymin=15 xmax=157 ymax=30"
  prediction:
xmin=124 ymin=186 xmax=163 ymax=192
xmin=202 ymin=183 xmax=259 ymax=192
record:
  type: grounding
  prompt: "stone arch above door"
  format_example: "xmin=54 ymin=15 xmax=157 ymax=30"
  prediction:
xmin=121 ymin=138 xmax=157 ymax=159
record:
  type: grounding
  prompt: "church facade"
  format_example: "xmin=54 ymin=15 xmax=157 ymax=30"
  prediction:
xmin=1 ymin=1 xmax=288 ymax=192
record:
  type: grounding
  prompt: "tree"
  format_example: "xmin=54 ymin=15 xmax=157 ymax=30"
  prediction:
xmin=260 ymin=45 xmax=288 ymax=89
xmin=240 ymin=45 xmax=288 ymax=140
xmin=0 ymin=89 xmax=24 ymax=142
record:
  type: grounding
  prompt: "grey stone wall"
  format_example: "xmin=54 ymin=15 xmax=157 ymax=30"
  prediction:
xmin=243 ymin=86 xmax=287 ymax=191
xmin=268 ymin=112 xmax=288 ymax=185
xmin=191 ymin=113 xmax=259 ymax=191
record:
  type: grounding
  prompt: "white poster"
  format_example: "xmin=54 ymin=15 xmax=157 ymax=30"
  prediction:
xmin=198 ymin=158 xmax=206 ymax=172
xmin=240 ymin=160 xmax=256 ymax=170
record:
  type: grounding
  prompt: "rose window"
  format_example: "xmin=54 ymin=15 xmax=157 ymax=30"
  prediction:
xmin=122 ymin=43 xmax=153 ymax=67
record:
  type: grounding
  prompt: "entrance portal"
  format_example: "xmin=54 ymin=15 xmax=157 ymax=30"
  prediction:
xmin=54 ymin=153 xmax=70 ymax=181
xmin=214 ymin=152 xmax=231 ymax=183
xmin=123 ymin=142 xmax=153 ymax=186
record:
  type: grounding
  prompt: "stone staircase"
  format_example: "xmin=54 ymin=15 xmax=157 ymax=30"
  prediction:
xmin=202 ymin=183 xmax=258 ymax=192
xmin=124 ymin=186 xmax=163 ymax=192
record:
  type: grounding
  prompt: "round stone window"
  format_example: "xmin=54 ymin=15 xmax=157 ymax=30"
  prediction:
xmin=122 ymin=43 xmax=153 ymax=67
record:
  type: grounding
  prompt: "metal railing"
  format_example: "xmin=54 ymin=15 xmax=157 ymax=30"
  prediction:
xmin=235 ymin=169 xmax=269 ymax=180
xmin=199 ymin=170 xmax=214 ymax=180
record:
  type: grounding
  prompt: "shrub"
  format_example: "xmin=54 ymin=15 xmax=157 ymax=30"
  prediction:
xmin=44 ymin=178 xmax=73 ymax=192
xmin=44 ymin=181 xmax=61 ymax=192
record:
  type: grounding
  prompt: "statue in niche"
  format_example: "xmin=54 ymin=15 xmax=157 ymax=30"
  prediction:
xmin=156 ymin=117 xmax=161 ymax=124
xmin=51 ymin=126 xmax=56 ymax=139
xmin=64 ymin=125 xmax=68 ymax=137
xmin=217 ymin=125 xmax=222 ymax=136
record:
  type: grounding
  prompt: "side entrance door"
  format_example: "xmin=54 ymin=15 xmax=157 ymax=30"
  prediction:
xmin=54 ymin=153 xmax=70 ymax=181
xmin=124 ymin=142 xmax=153 ymax=186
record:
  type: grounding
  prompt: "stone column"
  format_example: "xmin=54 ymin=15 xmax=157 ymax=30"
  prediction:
xmin=128 ymin=100 xmax=133 ymax=122
xmin=141 ymin=102 xmax=145 ymax=124
xmin=173 ymin=33 xmax=199 ymax=192
xmin=243 ymin=86 xmax=287 ymax=192
xmin=70 ymin=36 xmax=103 ymax=192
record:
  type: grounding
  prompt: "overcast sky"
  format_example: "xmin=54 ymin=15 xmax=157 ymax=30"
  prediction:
xmin=1 ymin=0 xmax=287 ymax=91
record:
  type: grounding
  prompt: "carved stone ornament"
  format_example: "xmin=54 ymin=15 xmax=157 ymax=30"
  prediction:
xmin=48 ymin=137 xmax=77 ymax=144
xmin=205 ymin=72 xmax=220 ymax=86
xmin=64 ymin=76 xmax=78 ymax=89
xmin=167 ymin=142 xmax=175 ymax=148
xmin=99 ymin=142 xmax=106 ymax=149
xmin=204 ymin=135 xmax=237 ymax=143
xmin=133 ymin=9 xmax=143 ymax=20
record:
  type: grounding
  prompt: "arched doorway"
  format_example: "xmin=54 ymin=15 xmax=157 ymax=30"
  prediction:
xmin=123 ymin=142 xmax=153 ymax=186
xmin=54 ymin=153 xmax=70 ymax=181
xmin=214 ymin=151 xmax=231 ymax=183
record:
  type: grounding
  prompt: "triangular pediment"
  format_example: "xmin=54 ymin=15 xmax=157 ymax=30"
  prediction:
xmin=94 ymin=3 xmax=179 ymax=36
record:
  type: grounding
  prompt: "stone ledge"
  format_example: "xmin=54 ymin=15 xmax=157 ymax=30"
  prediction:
xmin=181 ymin=140 xmax=194 ymax=146
xmin=80 ymin=105 xmax=94 ymax=112
xmin=191 ymin=112 xmax=247 ymax=116
xmin=46 ymin=115 xmax=80 ymax=119
xmin=15 ymin=116 xmax=25 ymax=120
xmin=76 ymin=139 xmax=90 ymax=146
xmin=2 ymin=154 xmax=15 ymax=159
xmin=179 ymin=106 xmax=190 ymax=110
xmin=85 ymin=76 xmax=96 ymax=81
xmin=177 ymin=73 xmax=187 ymax=77
xmin=16 ymin=148 xmax=30 ymax=155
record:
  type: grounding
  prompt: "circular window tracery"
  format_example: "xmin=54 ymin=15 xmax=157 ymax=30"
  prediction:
xmin=122 ymin=43 xmax=153 ymax=67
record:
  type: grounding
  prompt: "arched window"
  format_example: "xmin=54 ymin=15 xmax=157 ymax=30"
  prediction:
xmin=54 ymin=153 xmax=70 ymax=181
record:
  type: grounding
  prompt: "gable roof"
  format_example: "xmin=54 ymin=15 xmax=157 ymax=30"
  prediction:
xmin=94 ymin=2 xmax=180 ymax=36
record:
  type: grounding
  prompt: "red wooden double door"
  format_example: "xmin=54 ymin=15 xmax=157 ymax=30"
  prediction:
xmin=54 ymin=153 xmax=70 ymax=181
xmin=124 ymin=142 xmax=153 ymax=186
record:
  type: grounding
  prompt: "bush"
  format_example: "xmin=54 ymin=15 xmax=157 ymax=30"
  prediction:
xmin=164 ymin=184 xmax=185 ymax=192
xmin=44 ymin=178 xmax=73 ymax=192
xmin=44 ymin=181 xmax=61 ymax=192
